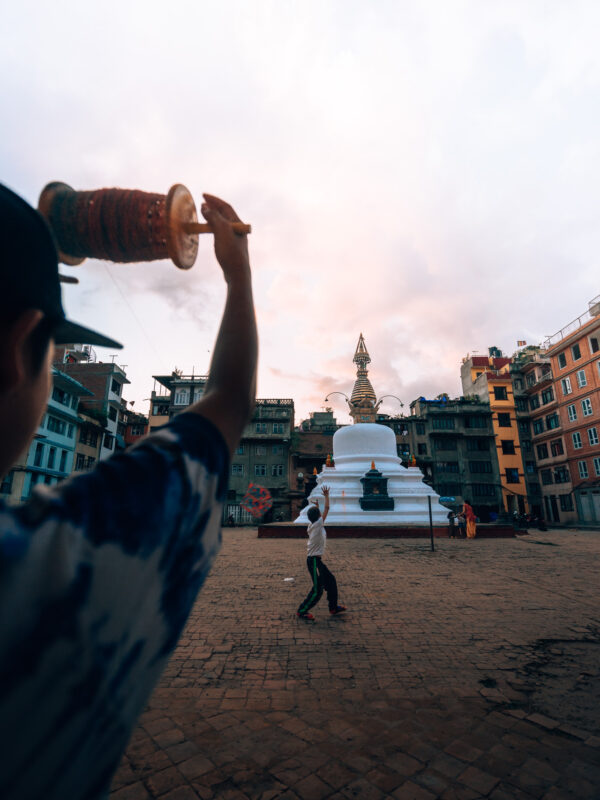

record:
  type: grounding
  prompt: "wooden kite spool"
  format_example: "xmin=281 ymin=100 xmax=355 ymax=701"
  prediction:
xmin=38 ymin=182 xmax=251 ymax=269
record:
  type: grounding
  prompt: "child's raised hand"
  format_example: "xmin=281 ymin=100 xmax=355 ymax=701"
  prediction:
xmin=322 ymin=485 xmax=330 ymax=498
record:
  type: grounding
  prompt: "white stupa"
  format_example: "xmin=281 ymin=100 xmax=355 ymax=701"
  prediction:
xmin=294 ymin=335 xmax=450 ymax=526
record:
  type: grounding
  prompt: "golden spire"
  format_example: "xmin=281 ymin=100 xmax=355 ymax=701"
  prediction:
xmin=350 ymin=333 xmax=376 ymax=407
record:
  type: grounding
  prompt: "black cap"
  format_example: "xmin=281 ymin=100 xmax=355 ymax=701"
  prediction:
xmin=0 ymin=183 xmax=122 ymax=349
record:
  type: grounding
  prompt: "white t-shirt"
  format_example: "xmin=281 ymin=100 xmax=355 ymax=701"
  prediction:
xmin=307 ymin=517 xmax=326 ymax=557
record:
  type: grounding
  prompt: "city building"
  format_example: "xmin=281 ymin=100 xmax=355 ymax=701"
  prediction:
xmin=408 ymin=396 xmax=502 ymax=520
xmin=511 ymin=346 xmax=562 ymax=521
xmin=290 ymin=409 xmax=343 ymax=518
xmin=148 ymin=371 xmax=208 ymax=431
xmin=461 ymin=348 xmax=528 ymax=514
xmin=73 ymin=409 xmax=104 ymax=473
xmin=1 ymin=368 xmax=92 ymax=503
xmin=55 ymin=345 xmax=131 ymax=459
xmin=227 ymin=399 xmax=295 ymax=524
xmin=543 ymin=295 xmax=600 ymax=523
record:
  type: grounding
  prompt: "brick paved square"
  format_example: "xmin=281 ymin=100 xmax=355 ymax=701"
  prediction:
xmin=111 ymin=529 xmax=600 ymax=798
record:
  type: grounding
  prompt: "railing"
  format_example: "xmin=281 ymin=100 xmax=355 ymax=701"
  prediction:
xmin=543 ymin=294 xmax=600 ymax=348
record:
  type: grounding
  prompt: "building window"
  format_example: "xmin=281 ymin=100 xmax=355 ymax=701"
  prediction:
xmin=80 ymin=429 xmax=98 ymax=447
xmin=110 ymin=379 xmax=121 ymax=395
xmin=529 ymin=395 xmax=540 ymax=410
xmin=515 ymin=398 xmax=529 ymax=412
xmin=594 ymin=456 xmax=600 ymax=476
xmin=438 ymin=461 xmax=459 ymax=473
xmin=47 ymin=416 xmax=66 ymax=435
xmin=273 ymin=422 xmax=285 ymax=434
xmin=47 ymin=447 xmax=56 ymax=469
xmin=581 ymin=398 xmax=593 ymax=417
xmin=232 ymin=464 xmax=244 ymax=476
xmin=588 ymin=427 xmax=599 ymax=446
xmin=557 ymin=352 xmax=567 ymax=369
xmin=34 ymin=442 xmax=44 ymax=466
xmin=497 ymin=413 xmax=511 ymax=427
xmin=432 ymin=418 xmax=455 ymax=429
xmin=433 ymin=438 xmax=457 ymax=451
xmin=255 ymin=445 xmax=267 ymax=455
xmin=540 ymin=469 xmax=553 ymax=485
xmin=576 ymin=369 xmax=587 ymax=388
xmin=554 ymin=466 xmax=570 ymax=483
xmin=417 ymin=443 xmax=427 ymax=455
xmin=513 ymin=378 xmax=523 ymax=390
xmin=560 ymin=494 xmax=573 ymax=511
xmin=523 ymin=440 xmax=532 ymax=453
xmin=254 ymin=464 xmax=266 ymax=476
xmin=537 ymin=443 xmax=549 ymax=459
xmin=518 ymin=420 xmax=530 ymax=435
xmin=75 ymin=453 xmax=86 ymax=470
xmin=571 ymin=343 xmax=581 ymax=361
xmin=473 ymin=483 xmax=495 ymax=497
xmin=416 ymin=423 xmax=425 ymax=435
xmin=546 ymin=413 xmax=560 ymax=430
xmin=469 ymin=461 xmax=492 ymax=473
xmin=541 ymin=387 xmax=554 ymax=405
xmin=505 ymin=468 xmax=520 ymax=483
xmin=0 ymin=470 xmax=14 ymax=494
xmin=578 ymin=461 xmax=589 ymax=479
xmin=271 ymin=464 xmax=284 ymax=476
xmin=464 ymin=415 xmax=487 ymax=428
xmin=272 ymin=444 xmax=283 ymax=454
xmin=501 ymin=440 xmax=515 ymax=455
xmin=103 ymin=434 xmax=114 ymax=450
xmin=255 ymin=423 xmax=267 ymax=434
xmin=174 ymin=389 xmax=189 ymax=405
xmin=533 ymin=420 xmax=544 ymax=435
xmin=59 ymin=450 xmax=67 ymax=472
xmin=437 ymin=483 xmax=462 ymax=497
xmin=550 ymin=439 xmax=564 ymax=457
xmin=52 ymin=387 xmax=71 ymax=406
xmin=235 ymin=444 xmax=245 ymax=455
xmin=572 ymin=432 xmax=583 ymax=449
xmin=493 ymin=386 xmax=507 ymax=401
xmin=525 ymin=461 xmax=536 ymax=474
xmin=567 ymin=404 xmax=577 ymax=422
xmin=108 ymin=406 xmax=118 ymax=422
xmin=466 ymin=439 xmax=488 ymax=451
xmin=560 ymin=377 xmax=572 ymax=395
xmin=590 ymin=336 xmax=599 ymax=354
xmin=67 ymin=424 xmax=74 ymax=439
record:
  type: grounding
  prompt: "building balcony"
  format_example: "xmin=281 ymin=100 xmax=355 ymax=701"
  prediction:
xmin=524 ymin=371 xmax=553 ymax=393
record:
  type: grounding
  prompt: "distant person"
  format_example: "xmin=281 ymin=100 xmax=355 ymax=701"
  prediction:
xmin=297 ymin=486 xmax=346 ymax=620
xmin=463 ymin=499 xmax=477 ymax=539
xmin=447 ymin=509 xmax=457 ymax=538
xmin=227 ymin=514 xmax=236 ymax=527
xmin=0 ymin=185 xmax=257 ymax=799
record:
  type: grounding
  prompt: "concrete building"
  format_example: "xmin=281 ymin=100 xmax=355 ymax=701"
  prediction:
xmin=227 ymin=399 xmax=295 ymax=524
xmin=509 ymin=347 xmax=544 ymax=516
xmin=289 ymin=410 xmax=343 ymax=518
xmin=408 ymin=396 xmax=502 ymax=520
xmin=543 ymin=295 xmax=600 ymax=523
xmin=461 ymin=349 xmax=528 ymax=514
xmin=73 ymin=409 xmax=104 ymax=473
xmin=55 ymin=345 xmax=131 ymax=460
xmin=1 ymin=368 xmax=92 ymax=503
xmin=148 ymin=371 xmax=208 ymax=432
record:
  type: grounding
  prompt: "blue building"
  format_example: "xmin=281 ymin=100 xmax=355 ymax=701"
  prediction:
xmin=1 ymin=368 xmax=92 ymax=504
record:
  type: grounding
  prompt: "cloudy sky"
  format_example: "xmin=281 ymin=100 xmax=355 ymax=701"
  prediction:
xmin=3 ymin=1 xmax=600 ymax=424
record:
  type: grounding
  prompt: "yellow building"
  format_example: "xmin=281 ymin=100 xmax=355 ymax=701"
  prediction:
xmin=461 ymin=349 xmax=528 ymax=514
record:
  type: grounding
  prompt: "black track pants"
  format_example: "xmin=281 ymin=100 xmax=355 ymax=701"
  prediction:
xmin=297 ymin=556 xmax=338 ymax=614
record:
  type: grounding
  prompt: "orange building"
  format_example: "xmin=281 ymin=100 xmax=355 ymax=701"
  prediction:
xmin=461 ymin=349 xmax=528 ymax=514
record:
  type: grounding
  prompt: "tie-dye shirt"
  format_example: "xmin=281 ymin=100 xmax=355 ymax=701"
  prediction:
xmin=0 ymin=412 xmax=228 ymax=800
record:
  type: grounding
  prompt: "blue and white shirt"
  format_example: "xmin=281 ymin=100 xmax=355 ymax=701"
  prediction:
xmin=0 ymin=412 xmax=228 ymax=800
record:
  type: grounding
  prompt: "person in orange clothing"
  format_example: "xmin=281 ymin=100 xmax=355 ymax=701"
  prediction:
xmin=462 ymin=499 xmax=477 ymax=539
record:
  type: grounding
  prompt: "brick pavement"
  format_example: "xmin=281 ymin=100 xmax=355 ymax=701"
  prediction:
xmin=110 ymin=529 xmax=600 ymax=799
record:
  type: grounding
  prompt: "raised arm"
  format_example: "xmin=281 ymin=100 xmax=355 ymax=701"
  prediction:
xmin=321 ymin=485 xmax=330 ymax=522
xmin=186 ymin=194 xmax=258 ymax=455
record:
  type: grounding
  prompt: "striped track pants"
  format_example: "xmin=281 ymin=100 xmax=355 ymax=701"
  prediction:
xmin=297 ymin=556 xmax=338 ymax=614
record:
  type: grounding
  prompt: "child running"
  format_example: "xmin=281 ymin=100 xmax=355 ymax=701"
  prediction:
xmin=297 ymin=485 xmax=346 ymax=620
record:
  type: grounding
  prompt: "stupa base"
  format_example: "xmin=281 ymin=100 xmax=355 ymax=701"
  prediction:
xmin=257 ymin=523 xmax=516 ymax=539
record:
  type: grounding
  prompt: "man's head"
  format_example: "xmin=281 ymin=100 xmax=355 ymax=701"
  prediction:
xmin=0 ymin=185 xmax=122 ymax=477
xmin=307 ymin=505 xmax=321 ymax=523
